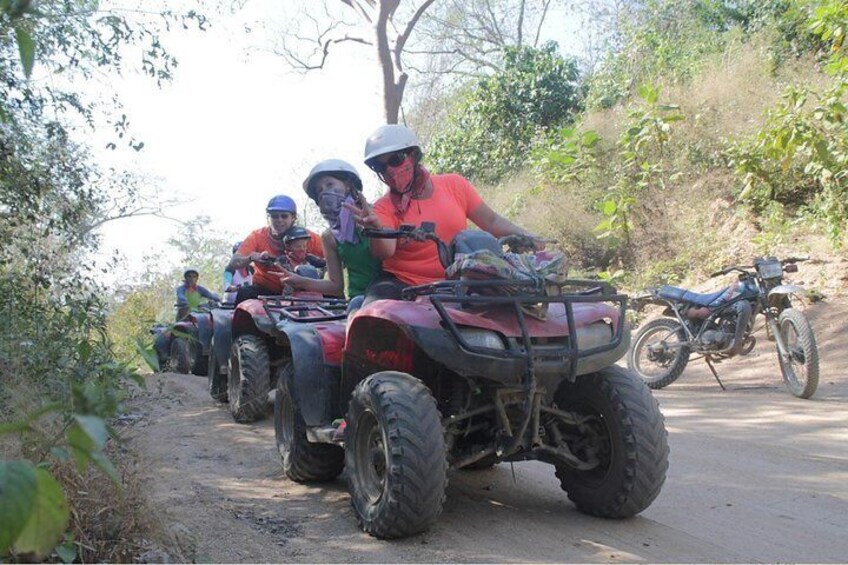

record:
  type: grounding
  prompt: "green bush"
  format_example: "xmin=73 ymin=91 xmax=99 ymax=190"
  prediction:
xmin=427 ymin=42 xmax=581 ymax=183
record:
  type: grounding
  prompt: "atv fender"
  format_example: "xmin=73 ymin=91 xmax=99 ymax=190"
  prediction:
xmin=211 ymin=308 xmax=236 ymax=375
xmin=275 ymin=321 xmax=344 ymax=427
xmin=234 ymin=299 xmax=278 ymax=336
xmin=194 ymin=312 xmax=214 ymax=355
xmin=768 ymin=284 xmax=805 ymax=298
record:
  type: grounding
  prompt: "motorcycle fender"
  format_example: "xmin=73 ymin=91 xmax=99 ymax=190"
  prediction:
xmin=768 ymin=284 xmax=806 ymax=297
xmin=211 ymin=309 xmax=236 ymax=374
xmin=277 ymin=323 xmax=340 ymax=427
xmin=194 ymin=313 xmax=214 ymax=355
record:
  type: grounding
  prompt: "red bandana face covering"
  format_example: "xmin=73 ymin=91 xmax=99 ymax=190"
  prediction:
xmin=383 ymin=155 xmax=431 ymax=215
xmin=286 ymin=248 xmax=308 ymax=265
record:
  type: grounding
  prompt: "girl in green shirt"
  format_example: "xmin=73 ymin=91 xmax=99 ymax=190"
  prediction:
xmin=278 ymin=159 xmax=380 ymax=308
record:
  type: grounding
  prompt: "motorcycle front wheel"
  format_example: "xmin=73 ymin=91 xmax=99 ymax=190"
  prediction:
xmin=776 ymin=309 xmax=819 ymax=399
xmin=627 ymin=318 xmax=690 ymax=389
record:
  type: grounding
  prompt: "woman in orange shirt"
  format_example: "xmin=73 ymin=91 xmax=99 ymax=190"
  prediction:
xmin=229 ymin=194 xmax=323 ymax=303
xmin=351 ymin=124 xmax=536 ymax=303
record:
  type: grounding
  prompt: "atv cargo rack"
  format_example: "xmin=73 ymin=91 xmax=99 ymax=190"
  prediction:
xmin=260 ymin=295 xmax=348 ymax=324
xmin=402 ymin=278 xmax=627 ymax=380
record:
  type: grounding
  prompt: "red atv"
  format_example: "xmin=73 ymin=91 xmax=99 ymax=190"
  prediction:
xmin=273 ymin=225 xmax=669 ymax=539
xmin=152 ymin=302 xmax=217 ymax=375
xmin=207 ymin=285 xmax=347 ymax=423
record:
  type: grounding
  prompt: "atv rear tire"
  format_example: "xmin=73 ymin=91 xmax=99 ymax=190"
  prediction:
xmin=275 ymin=362 xmax=344 ymax=482
xmin=227 ymin=335 xmax=270 ymax=423
xmin=554 ymin=365 xmax=668 ymax=518
xmin=207 ymin=337 xmax=227 ymax=403
xmin=628 ymin=317 xmax=689 ymax=389
xmin=169 ymin=337 xmax=191 ymax=374
xmin=345 ymin=372 xmax=447 ymax=539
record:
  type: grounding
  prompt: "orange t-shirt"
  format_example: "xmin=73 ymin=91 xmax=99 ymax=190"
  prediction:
xmin=237 ymin=227 xmax=324 ymax=292
xmin=372 ymin=173 xmax=483 ymax=286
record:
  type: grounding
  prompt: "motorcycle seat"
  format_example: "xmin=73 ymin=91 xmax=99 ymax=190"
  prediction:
xmin=656 ymin=285 xmax=728 ymax=307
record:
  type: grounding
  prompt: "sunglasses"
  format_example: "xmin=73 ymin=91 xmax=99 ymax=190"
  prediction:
xmin=368 ymin=151 xmax=409 ymax=173
xmin=268 ymin=212 xmax=293 ymax=220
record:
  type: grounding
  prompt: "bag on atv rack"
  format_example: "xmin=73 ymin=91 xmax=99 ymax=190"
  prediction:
xmin=444 ymin=247 xmax=566 ymax=319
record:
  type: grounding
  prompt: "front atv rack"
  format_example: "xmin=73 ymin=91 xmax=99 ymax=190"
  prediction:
xmin=403 ymin=278 xmax=628 ymax=458
xmin=403 ymin=278 xmax=627 ymax=378
xmin=260 ymin=296 xmax=348 ymax=324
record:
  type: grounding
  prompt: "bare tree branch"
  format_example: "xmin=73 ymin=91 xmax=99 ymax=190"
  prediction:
xmin=533 ymin=0 xmax=553 ymax=48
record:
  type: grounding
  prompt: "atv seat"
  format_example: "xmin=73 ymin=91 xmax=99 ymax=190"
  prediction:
xmin=450 ymin=230 xmax=502 ymax=259
xmin=656 ymin=285 xmax=728 ymax=307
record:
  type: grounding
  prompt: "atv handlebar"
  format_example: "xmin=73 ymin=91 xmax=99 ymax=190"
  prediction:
xmin=363 ymin=224 xmax=553 ymax=268
xmin=709 ymin=256 xmax=809 ymax=278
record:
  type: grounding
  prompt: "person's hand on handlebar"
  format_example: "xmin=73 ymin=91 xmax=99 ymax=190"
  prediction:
xmin=249 ymin=251 xmax=273 ymax=264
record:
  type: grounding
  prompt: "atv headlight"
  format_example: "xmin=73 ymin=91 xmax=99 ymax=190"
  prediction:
xmin=457 ymin=328 xmax=506 ymax=350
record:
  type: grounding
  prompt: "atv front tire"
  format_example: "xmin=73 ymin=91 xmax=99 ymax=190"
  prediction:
xmin=168 ymin=337 xmax=191 ymax=374
xmin=227 ymin=335 xmax=270 ymax=423
xmin=554 ymin=365 xmax=669 ymax=518
xmin=275 ymin=362 xmax=344 ymax=482
xmin=345 ymin=372 xmax=447 ymax=539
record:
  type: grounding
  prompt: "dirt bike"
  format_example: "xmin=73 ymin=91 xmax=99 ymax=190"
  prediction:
xmin=206 ymin=254 xmax=346 ymax=423
xmin=272 ymin=224 xmax=669 ymax=539
xmin=151 ymin=301 xmax=217 ymax=375
xmin=628 ymin=257 xmax=819 ymax=398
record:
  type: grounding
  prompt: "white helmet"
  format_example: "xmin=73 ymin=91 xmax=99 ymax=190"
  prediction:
xmin=363 ymin=124 xmax=421 ymax=166
xmin=302 ymin=159 xmax=362 ymax=201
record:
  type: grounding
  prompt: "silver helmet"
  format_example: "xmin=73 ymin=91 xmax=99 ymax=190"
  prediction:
xmin=302 ymin=159 xmax=363 ymax=202
xmin=363 ymin=124 xmax=421 ymax=166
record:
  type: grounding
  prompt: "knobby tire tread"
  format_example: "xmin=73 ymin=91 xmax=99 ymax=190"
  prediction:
xmin=228 ymin=335 xmax=270 ymax=423
xmin=628 ymin=317 xmax=690 ymax=389
xmin=778 ymin=309 xmax=819 ymax=399
xmin=346 ymin=372 xmax=447 ymax=539
xmin=275 ymin=363 xmax=344 ymax=482
xmin=555 ymin=365 xmax=669 ymax=518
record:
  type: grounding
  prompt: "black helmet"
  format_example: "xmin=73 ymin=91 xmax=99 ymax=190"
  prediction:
xmin=283 ymin=226 xmax=311 ymax=244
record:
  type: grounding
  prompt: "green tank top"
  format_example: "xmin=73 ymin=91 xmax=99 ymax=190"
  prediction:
xmin=337 ymin=234 xmax=381 ymax=298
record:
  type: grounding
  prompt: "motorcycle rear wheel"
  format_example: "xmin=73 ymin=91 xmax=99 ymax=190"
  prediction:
xmin=627 ymin=318 xmax=690 ymax=389
xmin=776 ymin=309 xmax=819 ymax=399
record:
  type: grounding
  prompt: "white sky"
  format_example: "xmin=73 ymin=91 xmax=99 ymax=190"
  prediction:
xmin=92 ymin=1 xmax=583 ymax=279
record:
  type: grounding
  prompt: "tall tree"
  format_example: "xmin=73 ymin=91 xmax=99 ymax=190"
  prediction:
xmin=272 ymin=1 xmax=576 ymax=123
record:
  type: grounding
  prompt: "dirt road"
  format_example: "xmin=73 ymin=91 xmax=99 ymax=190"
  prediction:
xmin=125 ymin=304 xmax=848 ymax=563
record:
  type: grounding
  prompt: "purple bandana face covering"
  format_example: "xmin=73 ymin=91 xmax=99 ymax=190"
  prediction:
xmin=318 ymin=190 xmax=358 ymax=244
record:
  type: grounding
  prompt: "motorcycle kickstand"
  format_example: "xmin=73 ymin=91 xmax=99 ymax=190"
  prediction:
xmin=704 ymin=357 xmax=726 ymax=391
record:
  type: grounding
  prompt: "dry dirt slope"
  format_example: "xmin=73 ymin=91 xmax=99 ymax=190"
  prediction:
xmin=122 ymin=298 xmax=848 ymax=563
